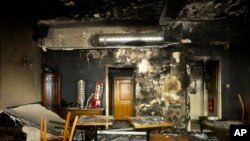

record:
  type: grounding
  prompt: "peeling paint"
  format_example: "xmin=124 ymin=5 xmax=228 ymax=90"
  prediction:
xmin=138 ymin=59 xmax=152 ymax=73
xmin=162 ymin=75 xmax=181 ymax=101
xmin=86 ymin=50 xmax=108 ymax=60
xmin=170 ymin=21 xmax=199 ymax=33
xmin=92 ymin=48 xmax=188 ymax=128
xmin=181 ymin=38 xmax=192 ymax=44
xmin=173 ymin=52 xmax=181 ymax=63
xmin=186 ymin=64 xmax=191 ymax=76
xmin=115 ymin=48 xmax=158 ymax=60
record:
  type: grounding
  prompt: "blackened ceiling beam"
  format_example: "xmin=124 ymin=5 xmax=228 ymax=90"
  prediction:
xmin=38 ymin=19 xmax=249 ymax=50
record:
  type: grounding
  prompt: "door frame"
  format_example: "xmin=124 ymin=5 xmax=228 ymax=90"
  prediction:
xmin=187 ymin=56 xmax=222 ymax=130
xmin=105 ymin=64 xmax=135 ymax=116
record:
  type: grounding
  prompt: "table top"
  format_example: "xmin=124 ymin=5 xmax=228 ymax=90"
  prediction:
xmin=77 ymin=115 xmax=114 ymax=126
xmin=202 ymin=120 xmax=243 ymax=133
xmin=128 ymin=116 xmax=173 ymax=129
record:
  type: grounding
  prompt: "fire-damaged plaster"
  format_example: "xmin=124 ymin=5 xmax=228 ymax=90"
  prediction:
xmin=99 ymin=48 xmax=188 ymax=129
xmin=113 ymin=49 xmax=188 ymax=128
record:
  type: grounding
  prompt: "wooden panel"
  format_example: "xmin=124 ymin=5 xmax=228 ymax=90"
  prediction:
xmin=76 ymin=109 xmax=104 ymax=116
xmin=120 ymin=83 xmax=131 ymax=100
xmin=128 ymin=116 xmax=173 ymax=129
xmin=42 ymin=73 xmax=61 ymax=114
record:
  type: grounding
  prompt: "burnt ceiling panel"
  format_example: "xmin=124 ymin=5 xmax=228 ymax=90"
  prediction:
xmin=177 ymin=0 xmax=247 ymax=20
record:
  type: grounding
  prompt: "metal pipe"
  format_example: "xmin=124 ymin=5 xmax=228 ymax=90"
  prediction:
xmin=97 ymin=130 xmax=146 ymax=135
xmin=91 ymin=32 xmax=164 ymax=47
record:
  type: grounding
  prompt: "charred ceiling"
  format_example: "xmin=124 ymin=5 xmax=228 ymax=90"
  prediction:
xmin=3 ymin=0 xmax=249 ymax=22
xmin=3 ymin=0 xmax=250 ymax=48
xmin=2 ymin=0 xmax=165 ymax=21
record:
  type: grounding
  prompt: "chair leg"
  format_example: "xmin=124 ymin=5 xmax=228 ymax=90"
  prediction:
xmin=40 ymin=117 xmax=48 ymax=141
xmin=199 ymin=116 xmax=207 ymax=132
xmin=40 ymin=117 xmax=44 ymax=141
xmin=44 ymin=118 xmax=47 ymax=141
xmin=242 ymin=110 xmax=245 ymax=122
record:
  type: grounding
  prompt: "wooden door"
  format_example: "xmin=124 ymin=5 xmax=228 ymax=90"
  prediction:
xmin=114 ymin=77 xmax=134 ymax=120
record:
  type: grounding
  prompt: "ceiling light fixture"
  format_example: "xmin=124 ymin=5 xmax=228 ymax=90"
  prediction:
xmin=91 ymin=32 xmax=165 ymax=47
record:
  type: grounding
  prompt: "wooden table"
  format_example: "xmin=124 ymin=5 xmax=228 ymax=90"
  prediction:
xmin=201 ymin=120 xmax=243 ymax=134
xmin=60 ymin=108 xmax=104 ymax=123
xmin=128 ymin=116 xmax=173 ymax=141
xmin=76 ymin=115 xmax=114 ymax=141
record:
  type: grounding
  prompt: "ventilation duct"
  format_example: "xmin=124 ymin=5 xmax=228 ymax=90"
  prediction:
xmin=91 ymin=32 xmax=164 ymax=47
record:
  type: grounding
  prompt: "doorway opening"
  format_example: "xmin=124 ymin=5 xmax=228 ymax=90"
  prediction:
xmin=105 ymin=66 xmax=135 ymax=120
xmin=187 ymin=57 xmax=221 ymax=131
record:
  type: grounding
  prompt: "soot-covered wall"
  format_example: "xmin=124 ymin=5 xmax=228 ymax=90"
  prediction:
xmin=185 ymin=43 xmax=250 ymax=121
xmin=44 ymin=48 xmax=188 ymax=129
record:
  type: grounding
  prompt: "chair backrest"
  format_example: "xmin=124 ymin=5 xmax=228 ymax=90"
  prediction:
xmin=238 ymin=93 xmax=245 ymax=122
xmin=62 ymin=112 xmax=71 ymax=141
xmin=40 ymin=112 xmax=71 ymax=141
xmin=68 ymin=116 xmax=78 ymax=141
xmin=238 ymin=94 xmax=244 ymax=109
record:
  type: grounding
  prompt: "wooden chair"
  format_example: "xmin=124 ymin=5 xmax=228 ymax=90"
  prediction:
xmin=237 ymin=94 xmax=250 ymax=123
xmin=40 ymin=112 xmax=71 ymax=141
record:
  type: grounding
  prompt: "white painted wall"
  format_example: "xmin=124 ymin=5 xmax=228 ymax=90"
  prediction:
xmin=190 ymin=79 xmax=204 ymax=120
xmin=0 ymin=18 xmax=41 ymax=108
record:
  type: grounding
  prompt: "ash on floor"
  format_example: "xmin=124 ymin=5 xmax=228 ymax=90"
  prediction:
xmin=98 ymin=121 xmax=146 ymax=141
xmin=98 ymin=134 xmax=145 ymax=141
xmin=74 ymin=121 xmax=147 ymax=141
xmin=111 ymin=121 xmax=131 ymax=129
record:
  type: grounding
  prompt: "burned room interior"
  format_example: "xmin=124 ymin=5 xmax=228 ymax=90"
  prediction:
xmin=1 ymin=0 xmax=250 ymax=140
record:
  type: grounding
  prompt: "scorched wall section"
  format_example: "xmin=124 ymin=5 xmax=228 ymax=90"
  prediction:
xmin=45 ymin=48 xmax=188 ymax=129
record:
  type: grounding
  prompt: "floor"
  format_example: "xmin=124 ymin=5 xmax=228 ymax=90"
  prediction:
xmin=74 ymin=121 xmax=146 ymax=141
xmin=191 ymin=120 xmax=214 ymax=133
xmin=190 ymin=120 xmax=201 ymax=131
xmin=97 ymin=121 xmax=146 ymax=141
xmin=73 ymin=120 xmax=219 ymax=141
